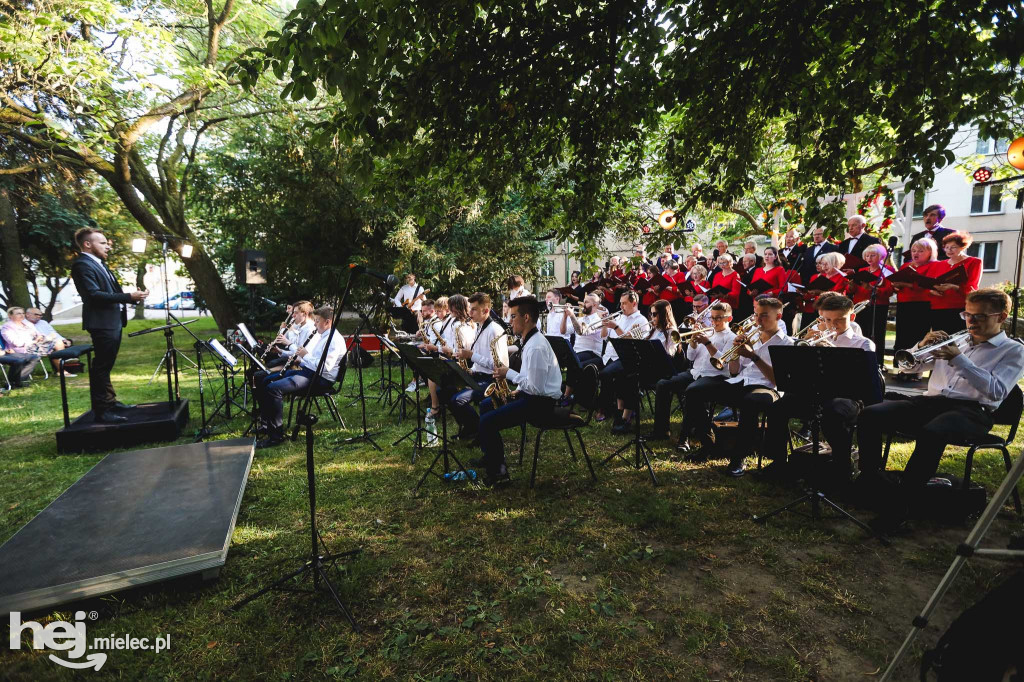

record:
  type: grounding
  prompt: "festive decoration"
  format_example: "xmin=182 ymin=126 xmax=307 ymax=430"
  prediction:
xmin=1008 ymin=136 xmax=1024 ymax=171
xmin=761 ymin=198 xmax=805 ymax=233
xmin=972 ymin=166 xmax=993 ymax=183
xmin=856 ymin=186 xmax=896 ymax=233
xmin=658 ymin=209 xmax=677 ymax=230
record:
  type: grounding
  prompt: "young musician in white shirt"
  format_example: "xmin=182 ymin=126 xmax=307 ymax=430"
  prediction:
xmin=393 ymin=273 xmax=426 ymax=314
xmin=613 ymin=300 xmax=677 ymax=434
xmin=471 ymin=295 xmax=562 ymax=486
xmin=444 ymin=292 xmax=507 ymax=440
xmin=596 ymin=289 xmax=648 ymax=425
xmin=762 ymin=295 xmax=875 ymax=482
xmin=267 ymin=300 xmax=316 ymax=368
xmin=682 ymin=297 xmax=794 ymax=476
xmin=857 ymin=288 xmax=1024 ymax=531
xmin=544 ymin=289 xmax=572 ymax=340
xmin=255 ymin=306 xmax=347 ymax=448
xmin=559 ymin=293 xmax=605 ymax=402
xmin=652 ymin=301 xmax=736 ymax=441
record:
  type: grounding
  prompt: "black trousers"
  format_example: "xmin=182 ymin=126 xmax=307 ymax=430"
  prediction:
xmin=764 ymin=394 xmax=863 ymax=481
xmin=653 ymin=370 xmax=698 ymax=434
xmin=684 ymin=379 xmax=778 ymax=460
xmin=87 ymin=327 xmax=122 ymax=415
xmin=599 ymin=359 xmax=624 ymax=413
xmin=857 ymin=395 xmax=993 ymax=492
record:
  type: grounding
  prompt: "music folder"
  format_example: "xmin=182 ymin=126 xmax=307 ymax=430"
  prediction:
xmin=746 ymin=278 xmax=774 ymax=296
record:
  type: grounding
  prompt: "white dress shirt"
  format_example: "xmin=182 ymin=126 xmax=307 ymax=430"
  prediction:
xmin=425 ymin=315 xmax=448 ymax=346
xmin=546 ymin=310 xmax=572 ymax=340
xmin=920 ymin=332 xmax=1024 ymax=410
xmin=31 ymin=318 xmax=60 ymax=340
xmin=506 ymin=329 xmax=562 ymax=399
xmin=300 ymin=327 xmax=347 ymax=382
xmin=393 ymin=283 xmax=424 ymax=311
xmin=686 ymin=328 xmax=737 ymax=378
xmin=469 ymin=319 xmax=508 ymax=373
xmin=284 ymin=319 xmax=317 ymax=355
xmin=570 ymin=312 xmax=604 ymax=355
xmin=508 ymin=286 xmax=530 ymax=301
xmin=602 ymin=310 xmax=648 ymax=364
xmin=727 ymin=328 xmax=794 ymax=388
xmin=831 ymin=327 xmax=875 ymax=352
xmin=649 ymin=329 xmax=676 ymax=356
xmin=846 ymin=235 xmax=861 ymax=254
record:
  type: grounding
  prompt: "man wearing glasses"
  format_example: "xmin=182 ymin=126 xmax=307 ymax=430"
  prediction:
xmin=856 ymin=288 xmax=1024 ymax=531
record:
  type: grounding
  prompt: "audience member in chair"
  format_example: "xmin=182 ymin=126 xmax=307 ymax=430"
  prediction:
xmin=470 ymin=296 xmax=562 ymax=487
xmin=254 ymin=306 xmax=346 ymax=449
xmin=856 ymin=288 xmax=1024 ymax=532
xmin=0 ymin=332 xmax=39 ymax=390
xmin=651 ymin=301 xmax=736 ymax=442
xmin=761 ymin=294 xmax=875 ymax=483
xmin=682 ymin=297 xmax=794 ymax=477
xmin=25 ymin=307 xmax=75 ymax=376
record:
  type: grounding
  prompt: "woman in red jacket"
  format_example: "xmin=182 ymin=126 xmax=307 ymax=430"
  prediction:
xmin=710 ymin=254 xmax=742 ymax=309
xmin=848 ymin=243 xmax=895 ymax=365
xmin=803 ymin=251 xmax=848 ymax=328
xmin=929 ymin=231 xmax=983 ymax=334
xmin=750 ymin=246 xmax=788 ymax=298
xmin=891 ymin=237 xmax=941 ymax=353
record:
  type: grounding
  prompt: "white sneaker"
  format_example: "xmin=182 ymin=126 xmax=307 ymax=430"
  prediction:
xmin=405 ymin=381 xmax=418 ymax=392
xmin=62 ymin=371 xmax=77 ymax=378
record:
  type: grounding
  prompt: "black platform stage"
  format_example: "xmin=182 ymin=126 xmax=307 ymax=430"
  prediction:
xmin=0 ymin=437 xmax=253 ymax=615
xmin=55 ymin=400 xmax=190 ymax=454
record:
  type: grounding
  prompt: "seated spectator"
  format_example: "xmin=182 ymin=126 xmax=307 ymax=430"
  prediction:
xmin=25 ymin=307 xmax=76 ymax=376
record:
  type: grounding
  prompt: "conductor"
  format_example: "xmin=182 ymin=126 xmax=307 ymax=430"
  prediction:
xmin=70 ymin=228 xmax=149 ymax=423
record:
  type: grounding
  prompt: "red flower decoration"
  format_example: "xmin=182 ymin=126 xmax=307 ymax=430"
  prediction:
xmin=883 ymin=200 xmax=892 ymax=207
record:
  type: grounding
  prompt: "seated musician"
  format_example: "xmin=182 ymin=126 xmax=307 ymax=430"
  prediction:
xmin=560 ymin=293 xmax=605 ymax=402
xmin=447 ymin=293 xmax=505 ymax=441
xmin=266 ymin=300 xmax=316 ymax=368
xmin=682 ymin=297 xmax=794 ymax=476
xmin=507 ymin=275 xmax=530 ymax=301
xmin=254 ymin=306 xmax=346 ymax=448
xmin=613 ymin=300 xmax=678 ymax=434
xmin=856 ymin=288 xmax=1024 ymax=532
xmin=762 ymin=294 xmax=875 ymax=482
xmin=544 ymin=289 xmax=572 ymax=340
xmin=470 ymin=296 xmax=562 ymax=487
xmin=652 ymin=301 xmax=736 ymax=441
xmin=596 ymin=290 xmax=648 ymax=426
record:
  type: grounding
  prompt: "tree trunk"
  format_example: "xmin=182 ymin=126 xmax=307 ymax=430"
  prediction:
xmin=133 ymin=262 xmax=147 ymax=320
xmin=0 ymin=186 xmax=31 ymax=308
xmin=43 ymin=276 xmax=69 ymax=320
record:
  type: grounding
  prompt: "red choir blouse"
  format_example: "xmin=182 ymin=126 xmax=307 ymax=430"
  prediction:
xmin=850 ymin=266 xmax=895 ymax=306
xmin=710 ymin=270 xmax=742 ymax=308
xmin=931 ymin=256 xmax=982 ymax=310
xmin=750 ymin=265 xmax=788 ymax=298
xmin=895 ymin=260 xmax=941 ymax=304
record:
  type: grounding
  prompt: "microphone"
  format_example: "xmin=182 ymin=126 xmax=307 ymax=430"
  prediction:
xmin=887 ymin=236 xmax=898 ymax=249
xmin=349 ymin=263 xmax=399 ymax=289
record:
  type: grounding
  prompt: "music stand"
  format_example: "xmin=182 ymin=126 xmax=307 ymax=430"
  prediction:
xmin=600 ymin=338 xmax=662 ymax=485
xmin=545 ymin=335 xmax=580 ymax=373
xmin=378 ymin=333 xmax=416 ymax=421
xmin=338 ymin=308 xmax=382 ymax=452
xmin=235 ymin=342 xmax=269 ymax=438
xmin=390 ymin=305 xmax=419 ymax=334
xmin=391 ymin=342 xmax=434 ymax=462
xmin=752 ymin=345 xmax=889 ymax=544
xmin=413 ymin=357 xmax=479 ymax=489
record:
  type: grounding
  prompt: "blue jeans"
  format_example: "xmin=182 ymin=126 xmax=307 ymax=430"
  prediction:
xmin=255 ymin=368 xmax=331 ymax=430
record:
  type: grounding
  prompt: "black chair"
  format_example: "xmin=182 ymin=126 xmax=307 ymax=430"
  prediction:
xmin=286 ymin=358 xmax=348 ymax=436
xmin=516 ymin=364 xmax=599 ymax=488
xmin=882 ymin=385 xmax=1023 ymax=516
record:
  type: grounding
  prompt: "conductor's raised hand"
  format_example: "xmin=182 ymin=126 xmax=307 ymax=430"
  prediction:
xmin=130 ymin=289 xmax=149 ymax=302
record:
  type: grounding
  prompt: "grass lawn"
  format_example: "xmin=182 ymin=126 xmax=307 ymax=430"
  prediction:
xmin=1 ymin=316 xmax=1022 ymax=680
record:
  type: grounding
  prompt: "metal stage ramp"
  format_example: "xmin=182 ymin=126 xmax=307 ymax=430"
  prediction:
xmin=0 ymin=438 xmax=254 ymax=615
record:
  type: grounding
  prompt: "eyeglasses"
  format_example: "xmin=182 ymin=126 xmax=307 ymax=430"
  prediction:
xmin=709 ymin=315 xmax=728 ymax=321
xmin=960 ymin=311 xmax=998 ymax=321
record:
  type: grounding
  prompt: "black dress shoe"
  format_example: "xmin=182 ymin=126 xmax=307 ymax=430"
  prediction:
xmin=95 ymin=412 xmax=128 ymax=424
xmin=483 ymin=471 xmax=512 ymax=488
xmin=111 ymin=401 xmax=134 ymax=410
xmin=256 ymin=436 xmax=285 ymax=449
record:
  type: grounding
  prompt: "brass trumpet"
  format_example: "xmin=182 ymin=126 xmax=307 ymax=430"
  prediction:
xmin=893 ymin=329 xmax=972 ymax=371
xmin=795 ymin=329 xmax=837 ymax=347
xmin=683 ymin=299 xmax=721 ymax=328
xmin=670 ymin=325 xmax=710 ymax=345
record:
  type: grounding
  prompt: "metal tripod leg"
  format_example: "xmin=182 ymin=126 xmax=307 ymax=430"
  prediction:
xmin=880 ymin=449 xmax=1024 ymax=681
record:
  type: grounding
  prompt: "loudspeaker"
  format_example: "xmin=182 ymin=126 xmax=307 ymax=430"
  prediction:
xmin=235 ymin=250 xmax=267 ymax=285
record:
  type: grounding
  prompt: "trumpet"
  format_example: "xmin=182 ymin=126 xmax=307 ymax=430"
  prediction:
xmin=893 ymin=330 xmax=972 ymax=371
xmin=683 ymin=299 xmax=721 ymax=328
xmin=670 ymin=326 xmax=711 ymax=345
xmin=623 ymin=320 xmax=652 ymax=339
xmin=580 ymin=310 xmax=622 ymax=335
xmin=710 ymin=331 xmax=753 ymax=370
xmin=796 ymin=329 xmax=837 ymax=347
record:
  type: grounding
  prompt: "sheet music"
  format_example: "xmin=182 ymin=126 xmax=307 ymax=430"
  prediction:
xmin=208 ymin=339 xmax=238 ymax=367
xmin=236 ymin=323 xmax=257 ymax=349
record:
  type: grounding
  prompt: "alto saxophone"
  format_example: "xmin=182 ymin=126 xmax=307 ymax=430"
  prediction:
xmin=454 ymin=320 xmax=470 ymax=371
xmin=484 ymin=333 xmax=513 ymax=405
xmin=430 ymin=318 xmax=449 ymax=354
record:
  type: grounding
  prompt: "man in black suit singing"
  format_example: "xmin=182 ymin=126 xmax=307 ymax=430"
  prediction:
xmin=902 ymin=204 xmax=954 ymax=262
xmin=837 ymin=215 xmax=881 ymax=260
xmin=798 ymin=227 xmax=838 ymax=284
xmin=70 ymin=228 xmax=149 ymax=423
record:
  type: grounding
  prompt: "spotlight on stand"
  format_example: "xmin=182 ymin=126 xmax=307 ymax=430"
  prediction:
xmin=180 ymin=243 xmax=193 ymax=259
xmin=973 ymin=166 xmax=994 ymax=183
xmin=131 ymin=236 xmax=148 ymax=253
xmin=658 ymin=209 xmax=677 ymax=230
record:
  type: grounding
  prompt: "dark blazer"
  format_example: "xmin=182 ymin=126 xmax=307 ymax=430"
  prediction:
xmin=903 ymin=226 xmax=954 ymax=261
xmin=799 ymin=242 xmax=839 ymax=284
xmin=779 ymin=244 xmax=806 ymax=269
xmin=71 ymin=255 xmax=132 ymax=330
xmin=837 ymin=233 xmax=882 ymax=260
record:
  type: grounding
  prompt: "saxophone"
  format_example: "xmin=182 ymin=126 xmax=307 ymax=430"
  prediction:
xmin=430 ymin=318 xmax=449 ymax=354
xmin=454 ymin=320 xmax=470 ymax=371
xmin=484 ymin=332 xmax=513 ymax=405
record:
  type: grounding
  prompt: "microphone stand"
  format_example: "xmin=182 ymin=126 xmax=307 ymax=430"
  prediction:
xmin=338 ymin=303 xmax=383 ymax=451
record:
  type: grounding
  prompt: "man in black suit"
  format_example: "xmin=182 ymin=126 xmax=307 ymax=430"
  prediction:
xmin=798 ymin=227 xmax=838 ymax=284
xmin=779 ymin=230 xmax=806 ymax=268
xmin=903 ymin=204 xmax=954 ymax=262
xmin=837 ymin=215 xmax=881 ymax=260
xmin=70 ymin=228 xmax=149 ymax=423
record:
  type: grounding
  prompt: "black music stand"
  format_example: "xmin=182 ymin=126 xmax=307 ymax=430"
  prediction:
xmin=413 ymin=357 xmax=478 ymax=489
xmin=338 ymin=310 xmax=382 ymax=452
xmin=545 ymin=335 xmax=580 ymax=373
xmin=391 ymin=342 xmax=433 ymax=462
xmin=390 ymin=305 xmax=419 ymax=334
xmin=235 ymin=342 xmax=269 ymax=438
xmin=752 ymin=345 xmax=888 ymax=544
xmin=378 ymin=334 xmax=416 ymax=421
xmin=600 ymin=338 xmax=663 ymax=485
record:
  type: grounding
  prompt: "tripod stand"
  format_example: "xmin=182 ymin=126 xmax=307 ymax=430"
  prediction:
xmin=413 ymin=356 xmax=475 ymax=489
xmin=382 ymin=337 xmax=416 ymax=423
xmin=127 ymin=317 xmax=197 ymax=407
xmin=600 ymin=338 xmax=660 ymax=485
xmin=880 ymin=449 xmax=1024 ymax=680
xmin=338 ymin=306 xmax=382 ymax=451
xmin=751 ymin=345 xmax=888 ymax=544
xmin=390 ymin=342 xmax=434 ymax=462
xmin=230 ymin=266 xmax=389 ymax=627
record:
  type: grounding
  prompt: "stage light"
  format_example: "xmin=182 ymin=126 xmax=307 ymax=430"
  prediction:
xmin=131 ymin=237 xmax=148 ymax=253
xmin=180 ymin=243 xmax=193 ymax=258
xmin=1008 ymin=136 xmax=1024 ymax=171
xmin=972 ymin=166 xmax=993 ymax=183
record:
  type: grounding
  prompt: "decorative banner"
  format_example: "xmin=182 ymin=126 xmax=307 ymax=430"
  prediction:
xmin=857 ymin=186 xmax=896 ymax=233
xmin=761 ymin=199 xmax=805 ymax=234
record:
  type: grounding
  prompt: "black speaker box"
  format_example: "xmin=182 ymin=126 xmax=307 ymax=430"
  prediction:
xmin=235 ymin=250 xmax=267 ymax=285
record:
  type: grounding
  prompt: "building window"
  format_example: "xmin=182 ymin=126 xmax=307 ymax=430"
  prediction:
xmin=970 ymin=184 xmax=1003 ymax=214
xmin=544 ymin=239 xmax=557 ymax=255
xmin=976 ymin=137 xmax=991 ymax=154
xmin=966 ymin=241 xmax=1000 ymax=272
xmin=976 ymin=137 xmax=1010 ymax=155
xmin=895 ymin=189 xmax=926 ymax=218
xmin=540 ymin=259 xmax=555 ymax=278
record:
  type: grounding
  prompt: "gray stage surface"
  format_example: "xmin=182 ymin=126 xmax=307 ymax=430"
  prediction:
xmin=0 ymin=438 xmax=254 ymax=614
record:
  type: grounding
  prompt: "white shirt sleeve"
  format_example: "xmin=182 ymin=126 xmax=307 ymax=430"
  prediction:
xmin=948 ymin=345 xmax=1024 ymax=405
